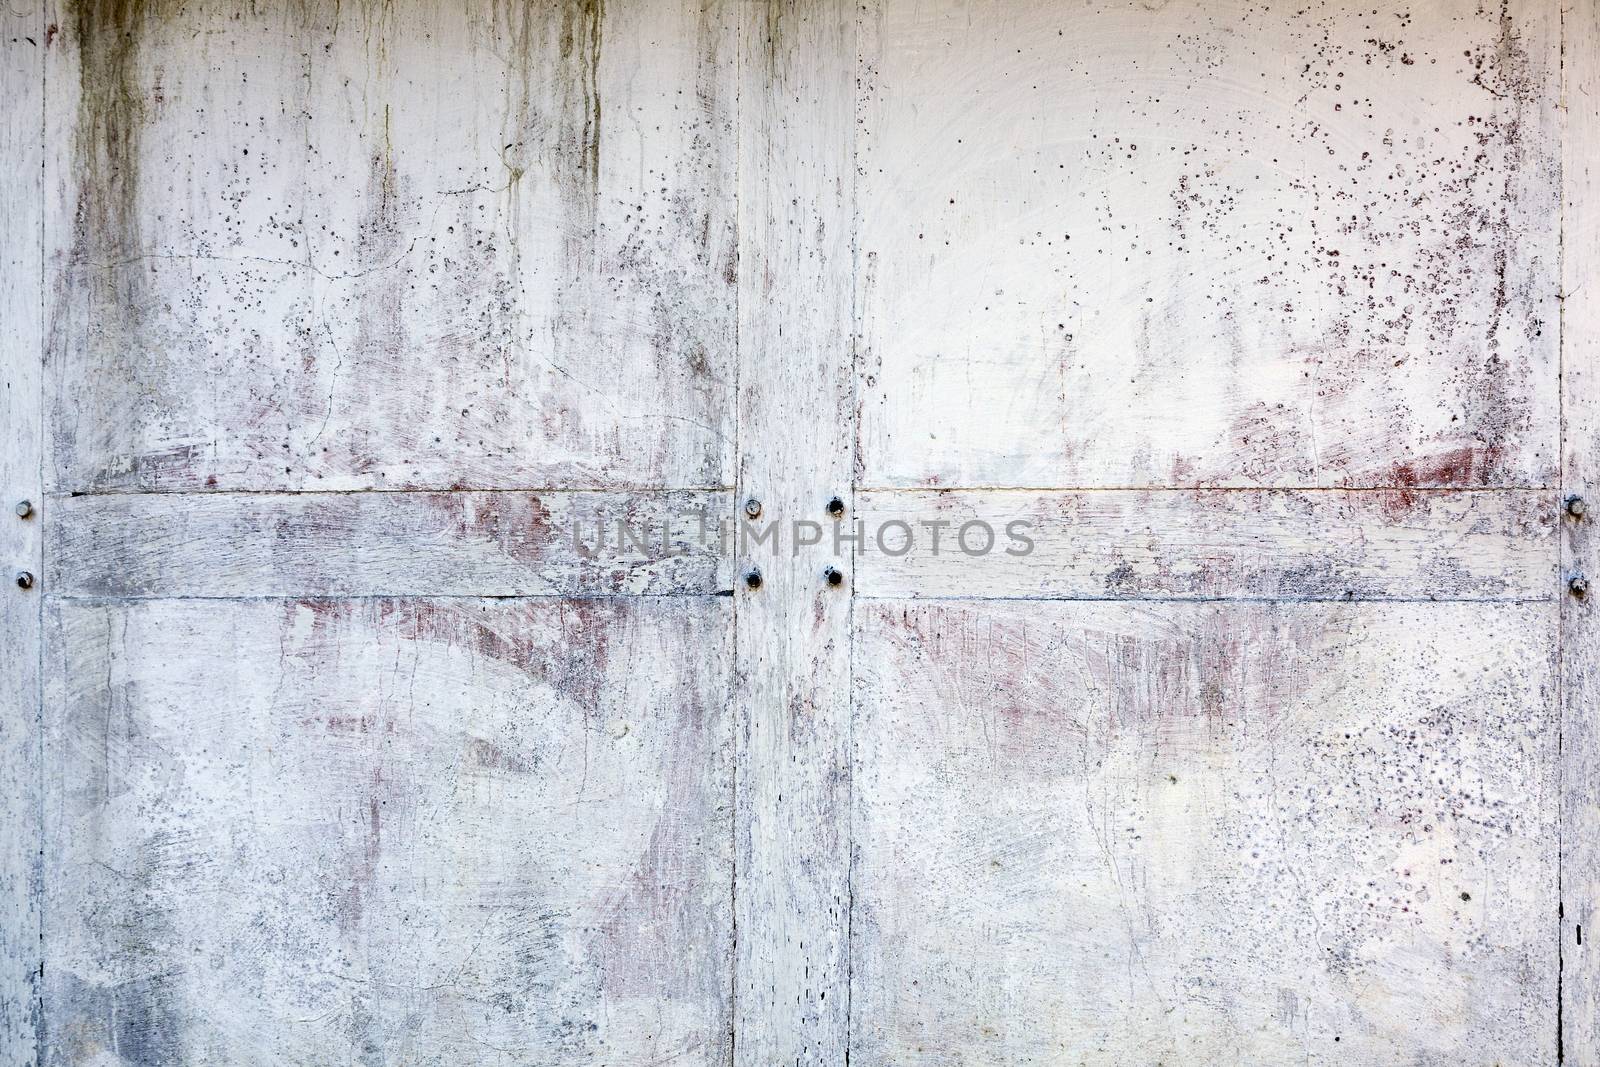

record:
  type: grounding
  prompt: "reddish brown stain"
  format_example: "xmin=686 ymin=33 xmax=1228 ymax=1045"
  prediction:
xmin=415 ymin=492 xmax=555 ymax=565
xmin=594 ymin=706 xmax=712 ymax=999
xmin=464 ymin=736 xmax=535 ymax=775
xmin=1371 ymin=445 xmax=1506 ymax=516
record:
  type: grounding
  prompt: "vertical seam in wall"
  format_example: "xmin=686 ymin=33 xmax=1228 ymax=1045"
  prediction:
xmin=843 ymin=0 xmax=860 ymax=1058
xmin=728 ymin=2 xmax=743 ymax=1062
xmin=1557 ymin=1 xmax=1569 ymax=1061
xmin=35 ymin=4 xmax=47 ymax=1058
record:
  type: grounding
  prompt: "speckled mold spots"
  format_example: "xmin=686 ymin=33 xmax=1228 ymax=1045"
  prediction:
xmin=857 ymin=0 xmax=1560 ymax=489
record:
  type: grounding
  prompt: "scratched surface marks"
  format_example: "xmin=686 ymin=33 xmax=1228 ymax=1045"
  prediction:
xmin=851 ymin=600 xmax=1558 ymax=1065
xmin=857 ymin=0 xmax=1560 ymax=489
xmin=46 ymin=0 xmax=736 ymax=492
xmin=42 ymin=596 xmax=732 ymax=1065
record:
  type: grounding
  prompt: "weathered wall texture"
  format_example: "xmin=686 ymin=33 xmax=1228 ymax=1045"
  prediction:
xmin=1 ymin=0 xmax=1595 ymax=1064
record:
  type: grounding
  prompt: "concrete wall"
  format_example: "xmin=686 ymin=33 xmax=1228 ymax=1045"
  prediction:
xmin=2 ymin=0 xmax=1596 ymax=1063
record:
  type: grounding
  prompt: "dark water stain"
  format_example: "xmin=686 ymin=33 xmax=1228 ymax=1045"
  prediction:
xmin=571 ymin=0 xmax=604 ymax=210
xmin=69 ymin=0 xmax=183 ymax=263
xmin=499 ymin=0 xmax=604 ymax=263
xmin=52 ymin=1 xmax=185 ymax=486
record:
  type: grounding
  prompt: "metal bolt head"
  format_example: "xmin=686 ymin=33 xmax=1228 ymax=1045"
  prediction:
xmin=13 ymin=500 xmax=32 ymax=519
xmin=826 ymin=496 xmax=845 ymax=518
xmin=744 ymin=568 xmax=763 ymax=591
xmin=1572 ymin=576 xmax=1589 ymax=599
xmin=824 ymin=566 xmax=844 ymax=587
xmin=1569 ymin=496 xmax=1588 ymax=519
xmin=14 ymin=571 xmax=32 ymax=590
xmin=743 ymin=498 xmax=762 ymax=520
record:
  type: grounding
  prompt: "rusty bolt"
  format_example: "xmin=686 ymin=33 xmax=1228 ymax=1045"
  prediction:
xmin=14 ymin=571 xmax=32 ymax=590
xmin=14 ymin=500 xmax=32 ymax=520
xmin=1569 ymin=496 xmax=1587 ymax=519
xmin=1572 ymin=575 xmax=1589 ymax=599
xmin=826 ymin=496 xmax=845 ymax=518
xmin=824 ymin=566 xmax=844 ymax=587
xmin=744 ymin=568 xmax=763 ymax=591
xmin=743 ymin=498 xmax=762 ymax=520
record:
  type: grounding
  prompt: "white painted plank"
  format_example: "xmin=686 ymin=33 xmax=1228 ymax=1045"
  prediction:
xmin=1562 ymin=0 xmax=1600 ymax=1056
xmin=47 ymin=0 xmax=736 ymax=493
xmin=854 ymin=488 xmax=1555 ymax=601
xmin=43 ymin=597 xmax=733 ymax=1065
xmin=856 ymin=0 xmax=1561 ymax=489
xmin=732 ymin=0 xmax=857 ymax=1062
xmin=50 ymin=490 xmax=733 ymax=598
xmin=0 ymin=0 xmax=42 ymax=1059
xmin=852 ymin=599 xmax=1558 ymax=1065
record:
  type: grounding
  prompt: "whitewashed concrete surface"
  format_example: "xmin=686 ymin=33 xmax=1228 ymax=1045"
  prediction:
xmin=44 ymin=597 xmax=733 ymax=1065
xmin=852 ymin=600 xmax=1557 ymax=1065
xmin=0 ymin=0 xmax=1585 ymax=1064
